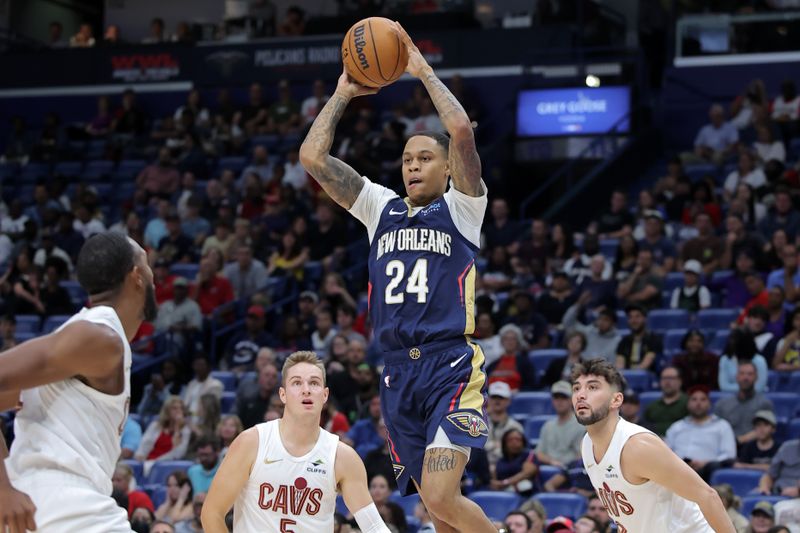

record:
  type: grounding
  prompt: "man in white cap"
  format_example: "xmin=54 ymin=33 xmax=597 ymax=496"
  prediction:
xmin=485 ymin=381 xmax=523 ymax=467
xmin=670 ymin=259 xmax=711 ymax=312
xmin=535 ymin=381 xmax=584 ymax=471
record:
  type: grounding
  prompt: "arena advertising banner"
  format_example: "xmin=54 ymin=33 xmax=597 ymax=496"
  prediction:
xmin=516 ymin=86 xmax=631 ymax=137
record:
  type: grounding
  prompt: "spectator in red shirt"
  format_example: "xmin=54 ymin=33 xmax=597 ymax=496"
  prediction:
xmin=738 ymin=271 xmax=770 ymax=324
xmin=191 ymin=254 xmax=234 ymax=316
xmin=153 ymin=257 xmax=177 ymax=304
xmin=112 ymin=462 xmax=154 ymax=519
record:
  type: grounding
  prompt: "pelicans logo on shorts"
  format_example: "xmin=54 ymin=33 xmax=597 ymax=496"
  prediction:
xmin=392 ymin=463 xmax=405 ymax=479
xmin=446 ymin=412 xmax=488 ymax=438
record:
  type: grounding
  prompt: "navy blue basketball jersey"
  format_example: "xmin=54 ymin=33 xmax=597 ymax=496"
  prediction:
xmin=367 ymin=193 xmax=479 ymax=351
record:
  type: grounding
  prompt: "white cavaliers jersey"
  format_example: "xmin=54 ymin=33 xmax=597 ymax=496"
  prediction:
xmin=6 ymin=306 xmax=131 ymax=496
xmin=581 ymin=417 xmax=713 ymax=533
xmin=234 ymin=419 xmax=339 ymax=532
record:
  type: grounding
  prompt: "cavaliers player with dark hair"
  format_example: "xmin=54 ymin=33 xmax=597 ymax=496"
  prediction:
xmin=0 ymin=232 xmax=157 ymax=533
xmin=300 ymin=21 xmax=495 ymax=533
xmin=572 ymin=358 xmax=735 ymax=533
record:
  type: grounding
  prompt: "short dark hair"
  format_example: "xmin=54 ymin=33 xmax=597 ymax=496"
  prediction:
xmin=410 ymin=131 xmax=450 ymax=157
xmin=194 ymin=434 xmax=221 ymax=452
xmin=571 ymin=358 xmax=627 ymax=392
xmin=337 ymin=304 xmax=356 ymax=318
xmin=76 ymin=232 xmax=135 ymax=296
xmin=504 ymin=511 xmax=532 ymax=530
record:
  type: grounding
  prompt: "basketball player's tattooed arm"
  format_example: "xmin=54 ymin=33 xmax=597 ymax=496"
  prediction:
xmin=299 ymin=71 xmax=377 ymax=210
xmin=201 ymin=428 xmax=258 ymax=533
xmin=623 ymin=433 xmax=737 ymax=533
xmin=394 ymin=22 xmax=483 ymax=198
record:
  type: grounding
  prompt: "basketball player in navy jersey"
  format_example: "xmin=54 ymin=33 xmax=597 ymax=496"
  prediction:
xmin=300 ymin=22 xmax=495 ymax=533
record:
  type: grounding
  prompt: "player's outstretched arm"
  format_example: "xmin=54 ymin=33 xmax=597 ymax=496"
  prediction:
xmin=299 ymin=70 xmax=377 ymax=210
xmin=623 ymin=433 xmax=736 ymax=533
xmin=0 ymin=321 xmax=123 ymax=395
xmin=393 ymin=22 xmax=482 ymax=197
xmin=201 ymin=427 xmax=258 ymax=533
xmin=336 ymin=442 xmax=392 ymax=533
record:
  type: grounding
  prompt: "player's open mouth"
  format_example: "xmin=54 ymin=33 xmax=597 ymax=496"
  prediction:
xmin=408 ymin=177 xmax=422 ymax=187
xmin=302 ymin=399 xmax=313 ymax=405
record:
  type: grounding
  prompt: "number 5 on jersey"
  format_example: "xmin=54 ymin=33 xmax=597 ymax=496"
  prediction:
xmin=385 ymin=258 xmax=429 ymax=304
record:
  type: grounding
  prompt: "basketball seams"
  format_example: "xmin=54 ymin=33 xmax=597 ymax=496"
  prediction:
xmin=367 ymin=19 xmax=388 ymax=83
xmin=346 ymin=23 xmax=381 ymax=87
xmin=389 ymin=31 xmax=403 ymax=81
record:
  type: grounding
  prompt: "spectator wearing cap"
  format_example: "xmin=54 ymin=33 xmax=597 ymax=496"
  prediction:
xmin=670 ymin=259 xmax=712 ymax=312
xmin=717 ymin=330 xmax=770 ymax=395
xmin=224 ymin=305 xmax=273 ymax=373
xmin=504 ymin=290 xmax=550 ymax=349
xmin=562 ymin=292 xmax=620 ymax=365
xmin=736 ymin=410 xmax=781 ymax=471
xmin=153 ymin=258 xmax=178 ymax=305
xmin=485 ymin=381 xmax=524 ymax=466
xmin=681 ymin=212 xmax=723 ymax=275
xmin=759 ymin=437 xmax=800 ymax=496
xmin=537 ymin=271 xmax=577 ymax=327
xmin=503 ymin=510 xmax=534 ymax=533
xmin=617 ymin=248 xmax=664 ymax=311
xmin=738 ymin=271 xmax=770 ymax=324
xmin=748 ymin=501 xmax=775 ymax=533
xmin=542 ymin=331 xmax=586 ymax=388
xmin=644 ymin=366 xmax=689 ymax=436
xmin=545 ymin=516 xmax=574 ymax=533
xmin=616 ymin=304 xmax=662 ymax=372
xmin=672 ymin=329 xmax=719 ymax=391
xmin=665 ymin=385 xmax=737 ymax=481
xmin=223 ymin=244 xmax=269 ymax=299
xmin=154 ymin=277 xmax=203 ymax=349
xmin=637 ymin=210 xmax=676 ymax=272
xmin=620 ymin=389 xmax=641 ymax=424
xmin=487 ymin=324 xmax=536 ymax=392
xmin=535 ymin=381 xmax=584 ymax=470
xmin=767 ymin=243 xmax=800 ymax=302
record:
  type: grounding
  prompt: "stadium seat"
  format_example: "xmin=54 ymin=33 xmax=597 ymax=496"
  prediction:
xmin=14 ymin=332 xmax=37 ymax=343
xmin=765 ymin=392 xmax=800 ymax=420
xmin=211 ymin=371 xmax=237 ymax=392
xmin=621 ymin=369 xmax=653 ymax=392
xmin=638 ymin=391 xmax=661 ymax=409
xmin=696 ymin=309 xmax=739 ymax=331
xmin=115 ymin=159 xmax=146 ymax=180
xmin=684 ymin=163 xmax=718 ymax=182
xmin=19 ymin=162 xmax=50 ymax=182
xmin=663 ymin=329 xmax=688 ymax=354
xmin=217 ymin=156 xmax=247 ymax=174
xmin=15 ymin=315 xmax=41 ymax=334
xmin=0 ymin=162 xmax=18 ymax=179
xmin=250 ymin=134 xmax=281 ymax=150
xmin=42 ymin=315 xmax=71 ymax=334
xmin=786 ymin=371 xmax=800 ymax=393
xmin=539 ymin=465 xmax=562 ymax=485
xmin=121 ymin=459 xmax=144 ymax=487
xmin=524 ymin=415 xmax=554 ymax=442
xmin=616 ymin=310 xmax=627 ymax=330
xmin=144 ymin=484 xmax=168 ymax=508
xmin=707 ymin=329 xmax=730 ymax=354
xmin=533 ymin=493 xmax=588 ymax=520
xmin=710 ymin=468 xmax=763 ymax=497
xmin=740 ymin=495 xmax=788 ymax=517
xmin=708 ymin=390 xmax=734 ymax=405
xmin=389 ymin=491 xmax=420 ymax=517
xmin=788 ymin=418 xmax=800 ymax=439
xmin=84 ymin=160 xmax=114 ymax=180
xmin=647 ymin=309 xmax=690 ymax=332
xmin=767 ymin=370 xmax=781 ymax=392
xmin=599 ymin=239 xmax=618 ymax=260
xmin=508 ymin=392 xmax=554 ymax=416
xmin=146 ymin=460 xmax=194 ymax=486
xmin=221 ymin=391 xmax=237 ymax=414
xmin=528 ymin=349 xmax=566 ymax=380
xmin=663 ymin=272 xmax=685 ymax=293
xmin=170 ymin=263 xmax=199 ymax=280
xmin=468 ymin=491 xmax=521 ymax=522
xmin=54 ymin=161 xmax=83 ymax=177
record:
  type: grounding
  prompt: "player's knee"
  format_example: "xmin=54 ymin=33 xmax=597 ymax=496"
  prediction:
xmin=423 ymin=490 xmax=459 ymax=522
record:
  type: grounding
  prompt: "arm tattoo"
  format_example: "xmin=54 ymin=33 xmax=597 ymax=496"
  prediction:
xmin=424 ymin=448 xmax=458 ymax=474
xmin=421 ymin=71 xmax=482 ymax=196
xmin=300 ymin=93 xmax=365 ymax=209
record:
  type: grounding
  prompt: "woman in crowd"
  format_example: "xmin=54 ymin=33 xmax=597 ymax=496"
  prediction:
xmin=774 ymin=307 xmax=800 ymax=371
xmin=486 ymin=324 xmax=535 ymax=392
xmin=135 ymin=396 xmax=192 ymax=463
xmin=154 ymin=470 xmax=194 ymax=523
xmin=718 ymin=328 xmax=769 ymax=392
xmin=490 ymin=428 xmax=540 ymax=498
xmin=215 ymin=414 xmax=243 ymax=460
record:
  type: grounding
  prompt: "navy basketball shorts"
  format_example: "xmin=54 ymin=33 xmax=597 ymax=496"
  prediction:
xmin=379 ymin=338 xmax=489 ymax=495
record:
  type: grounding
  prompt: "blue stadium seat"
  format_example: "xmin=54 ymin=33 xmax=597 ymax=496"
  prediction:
xmin=115 ymin=159 xmax=146 ymax=180
xmin=15 ymin=315 xmax=41 ymax=334
xmin=663 ymin=329 xmax=688 ymax=354
xmin=621 ymin=369 xmax=654 ymax=392
xmin=389 ymin=491 xmax=420 ymax=517
xmin=697 ymin=309 xmax=739 ymax=331
xmin=121 ymin=459 xmax=144 ymax=487
xmin=508 ymin=392 xmax=554 ymax=416
xmin=170 ymin=263 xmax=199 ymax=280
xmin=250 ymin=134 xmax=281 ymax=150
xmin=42 ymin=315 xmax=71 ymax=334
xmin=616 ymin=310 xmax=627 ymax=330
xmin=145 ymin=484 xmax=168 ymax=508
xmin=639 ymin=391 xmax=662 ymax=409
xmin=707 ymin=329 xmax=730 ymax=354
xmin=406 ymin=516 xmax=420 ymax=533
xmin=54 ymin=161 xmax=83 ymax=177
xmin=533 ymin=493 xmax=588 ymax=520
xmin=539 ymin=465 xmax=562 ymax=485
xmin=84 ymin=160 xmax=114 ymax=180
xmin=767 ymin=370 xmax=781 ymax=392
xmin=60 ymin=280 xmax=87 ymax=308
xmin=0 ymin=162 xmax=18 ymax=179
xmin=663 ymin=272 xmax=685 ymax=293
xmin=524 ymin=415 xmax=554 ymax=442
xmin=468 ymin=491 xmax=522 ymax=522
xmin=146 ymin=460 xmax=194 ymax=486
xmin=528 ymin=349 xmax=566 ymax=380
xmin=599 ymin=239 xmax=618 ymax=260
xmin=684 ymin=163 xmax=718 ymax=182
xmin=19 ymin=162 xmax=50 ymax=182
xmin=211 ymin=371 xmax=237 ymax=392
xmin=217 ymin=156 xmax=247 ymax=174
xmin=647 ymin=309 xmax=690 ymax=332
xmin=336 ymin=495 xmax=349 ymax=516
xmin=709 ymin=391 xmax=734 ymax=405
xmin=786 ymin=372 xmax=800 ymax=393
xmin=710 ymin=468 xmax=763 ymax=497
xmin=788 ymin=418 xmax=800 ymax=439
xmin=765 ymin=392 xmax=800 ymax=420
xmin=14 ymin=332 xmax=37 ymax=343
xmin=790 ymin=137 xmax=800 ymax=159
xmin=221 ymin=391 xmax=237 ymax=414
xmin=87 ymin=139 xmax=108 ymax=159
xmin=741 ymin=495 xmax=788 ymax=517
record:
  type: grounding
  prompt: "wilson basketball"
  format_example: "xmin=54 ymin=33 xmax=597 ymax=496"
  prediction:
xmin=341 ymin=17 xmax=408 ymax=88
